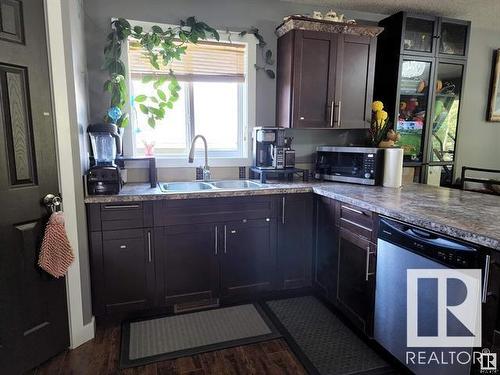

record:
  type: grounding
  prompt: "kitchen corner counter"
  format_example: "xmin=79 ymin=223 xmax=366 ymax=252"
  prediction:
xmin=84 ymin=181 xmax=500 ymax=250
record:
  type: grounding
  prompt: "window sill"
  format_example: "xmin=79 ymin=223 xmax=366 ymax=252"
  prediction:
xmin=124 ymin=156 xmax=252 ymax=168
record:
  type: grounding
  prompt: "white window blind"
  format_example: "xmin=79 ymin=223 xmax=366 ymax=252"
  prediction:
xmin=128 ymin=40 xmax=245 ymax=82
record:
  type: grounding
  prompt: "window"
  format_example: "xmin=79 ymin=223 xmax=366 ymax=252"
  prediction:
xmin=123 ymin=23 xmax=256 ymax=166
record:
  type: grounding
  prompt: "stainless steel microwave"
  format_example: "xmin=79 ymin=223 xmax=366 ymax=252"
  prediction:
xmin=314 ymin=146 xmax=384 ymax=185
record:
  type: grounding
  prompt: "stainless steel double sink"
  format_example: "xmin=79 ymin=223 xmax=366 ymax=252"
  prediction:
xmin=159 ymin=180 xmax=265 ymax=192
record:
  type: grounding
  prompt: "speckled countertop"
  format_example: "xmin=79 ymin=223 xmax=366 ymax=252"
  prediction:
xmin=84 ymin=181 xmax=500 ymax=250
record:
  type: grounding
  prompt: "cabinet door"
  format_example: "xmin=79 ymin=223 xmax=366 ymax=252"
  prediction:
xmin=291 ymin=30 xmax=337 ymax=128
xmin=438 ymin=19 xmax=470 ymax=58
xmin=159 ymin=223 xmax=219 ymax=306
xmin=336 ymin=228 xmax=376 ymax=335
xmin=396 ymin=57 xmax=435 ymax=163
xmin=277 ymin=194 xmax=313 ymax=289
xmin=221 ymin=218 xmax=277 ymax=297
xmin=99 ymin=229 xmax=155 ymax=314
xmin=334 ymin=35 xmax=377 ymax=129
xmin=314 ymin=196 xmax=338 ymax=300
xmin=402 ymin=15 xmax=438 ymax=56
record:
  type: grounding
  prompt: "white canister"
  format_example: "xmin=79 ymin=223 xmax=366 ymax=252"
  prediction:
xmin=383 ymin=148 xmax=404 ymax=188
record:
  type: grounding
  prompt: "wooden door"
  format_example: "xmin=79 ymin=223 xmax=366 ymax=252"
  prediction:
xmin=277 ymin=194 xmax=313 ymax=289
xmin=0 ymin=1 xmax=69 ymax=372
xmin=97 ymin=229 xmax=155 ymax=314
xmin=221 ymin=218 xmax=276 ymax=297
xmin=334 ymin=35 xmax=377 ymax=129
xmin=159 ymin=223 xmax=219 ymax=306
xmin=336 ymin=228 xmax=376 ymax=335
xmin=291 ymin=30 xmax=337 ymax=128
xmin=314 ymin=196 xmax=337 ymax=299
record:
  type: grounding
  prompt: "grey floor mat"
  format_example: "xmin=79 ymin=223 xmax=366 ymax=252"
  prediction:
xmin=120 ymin=303 xmax=280 ymax=368
xmin=266 ymin=296 xmax=391 ymax=375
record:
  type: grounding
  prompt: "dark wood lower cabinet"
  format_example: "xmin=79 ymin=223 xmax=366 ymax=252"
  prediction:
xmin=91 ymin=228 xmax=155 ymax=315
xmin=221 ymin=218 xmax=277 ymax=297
xmin=336 ymin=228 xmax=376 ymax=335
xmin=158 ymin=223 xmax=219 ymax=306
xmin=314 ymin=196 xmax=338 ymax=298
xmin=278 ymin=194 xmax=314 ymax=289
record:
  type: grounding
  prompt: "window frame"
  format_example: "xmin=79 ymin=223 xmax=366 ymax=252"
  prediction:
xmin=119 ymin=19 xmax=257 ymax=167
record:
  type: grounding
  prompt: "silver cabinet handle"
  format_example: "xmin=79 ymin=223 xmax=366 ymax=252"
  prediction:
xmin=341 ymin=205 xmax=364 ymax=215
xmin=336 ymin=100 xmax=342 ymax=128
xmin=282 ymin=196 xmax=286 ymax=224
xmin=104 ymin=204 xmax=140 ymax=210
xmin=482 ymin=254 xmax=491 ymax=303
xmin=214 ymin=225 xmax=218 ymax=255
xmin=329 ymin=100 xmax=335 ymax=127
xmin=224 ymin=225 xmax=227 ymax=254
xmin=365 ymin=246 xmax=375 ymax=281
xmin=147 ymin=231 xmax=152 ymax=263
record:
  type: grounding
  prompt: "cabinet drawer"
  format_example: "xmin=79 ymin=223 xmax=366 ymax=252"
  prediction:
xmin=87 ymin=202 xmax=153 ymax=231
xmin=154 ymin=196 xmax=276 ymax=226
xmin=336 ymin=202 xmax=374 ymax=240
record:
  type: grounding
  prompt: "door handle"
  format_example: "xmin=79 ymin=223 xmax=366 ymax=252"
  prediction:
xmin=43 ymin=193 xmax=62 ymax=213
xmin=147 ymin=231 xmax=152 ymax=263
xmin=341 ymin=205 xmax=364 ymax=215
xmin=214 ymin=225 xmax=218 ymax=255
xmin=336 ymin=100 xmax=342 ymax=128
xmin=365 ymin=246 xmax=375 ymax=281
xmin=224 ymin=225 xmax=228 ymax=253
xmin=281 ymin=196 xmax=286 ymax=224
xmin=329 ymin=100 xmax=335 ymax=127
xmin=483 ymin=254 xmax=491 ymax=303
xmin=103 ymin=204 xmax=140 ymax=210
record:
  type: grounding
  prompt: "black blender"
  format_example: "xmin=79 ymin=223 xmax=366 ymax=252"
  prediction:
xmin=86 ymin=123 xmax=122 ymax=195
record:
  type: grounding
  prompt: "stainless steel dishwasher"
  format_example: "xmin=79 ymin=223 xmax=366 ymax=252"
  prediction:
xmin=374 ymin=217 xmax=489 ymax=375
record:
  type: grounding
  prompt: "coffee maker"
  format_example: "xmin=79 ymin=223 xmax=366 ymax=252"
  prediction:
xmin=253 ymin=127 xmax=295 ymax=169
xmin=86 ymin=123 xmax=122 ymax=195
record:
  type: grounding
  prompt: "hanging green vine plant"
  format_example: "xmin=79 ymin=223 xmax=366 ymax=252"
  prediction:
xmin=102 ymin=17 xmax=274 ymax=128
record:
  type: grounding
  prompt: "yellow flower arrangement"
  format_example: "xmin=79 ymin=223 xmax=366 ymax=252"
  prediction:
xmin=371 ymin=101 xmax=384 ymax=112
xmin=370 ymin=101 xmax=398 ymax=147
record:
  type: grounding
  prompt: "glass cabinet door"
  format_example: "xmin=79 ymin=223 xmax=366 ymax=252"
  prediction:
xmin=403 ymin=17 xmax=435 ymax=54
xmin=439 ymin=21 xmax=468 ymax=57
xmin=429 ymin=62 xmax=464 ymax=163
xmin=396 ymin=59 xmax=433 ymax=162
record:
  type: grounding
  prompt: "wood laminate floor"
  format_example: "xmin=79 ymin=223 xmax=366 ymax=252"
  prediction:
xmin=34 ymin=323 xmax=307 ymax=375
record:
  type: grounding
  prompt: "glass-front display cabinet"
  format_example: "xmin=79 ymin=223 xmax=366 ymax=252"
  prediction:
xmin=375 ymin=12 xmax=470 ymax=187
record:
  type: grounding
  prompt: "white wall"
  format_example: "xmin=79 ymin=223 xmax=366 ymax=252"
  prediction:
xmin=455 ymin=26 xmax=500 ymax=175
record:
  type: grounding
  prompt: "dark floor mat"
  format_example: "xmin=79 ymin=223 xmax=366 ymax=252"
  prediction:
xmin=265 ymin=295 xmax=393 ymax=375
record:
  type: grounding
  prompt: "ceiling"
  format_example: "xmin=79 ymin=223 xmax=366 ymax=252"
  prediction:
xmin=279 ymin=0 xmax=500 ymax=29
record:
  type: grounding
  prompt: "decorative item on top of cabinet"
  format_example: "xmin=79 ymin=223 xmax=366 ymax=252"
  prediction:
xmin=275 ymin=17 xmax=382 ymax=129
xmin=487 ymin=49 xmax=500 ymax=122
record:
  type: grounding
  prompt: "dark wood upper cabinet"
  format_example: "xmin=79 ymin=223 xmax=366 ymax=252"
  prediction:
xmin=276 ymin=26 xmax=378 ymax=129
xmin=335 ymin=35 xmax=377 ymax=129
xmin=157 ymin=223 xmax=219 ymax=307
xmin=221 ymin=218 xmax=277 ymax=297
xmin=277 ymin=194 xmax=314 ymax=289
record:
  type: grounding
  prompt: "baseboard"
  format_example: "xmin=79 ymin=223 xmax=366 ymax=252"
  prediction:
xmin=70 ymin=317 xmax=95 ymax=349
